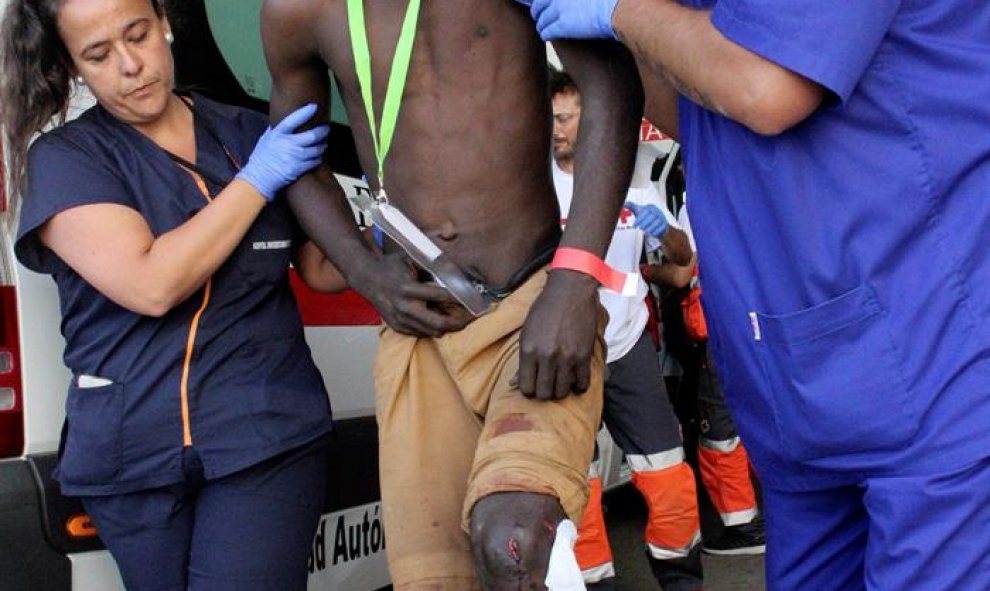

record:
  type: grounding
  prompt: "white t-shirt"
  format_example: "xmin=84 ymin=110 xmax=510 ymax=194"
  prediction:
xmin=553 ymin=160 xmax=679 ymax=363
xmin=677 ymin=194 xmax=697 ymax=251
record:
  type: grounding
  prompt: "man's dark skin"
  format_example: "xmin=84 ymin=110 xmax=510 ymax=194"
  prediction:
xmin=261 ymin=0 xmax=642 ymax=587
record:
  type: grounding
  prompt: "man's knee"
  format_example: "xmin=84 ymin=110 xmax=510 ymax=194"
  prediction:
xmin=469 ymin=492 xmax=564 ymax=590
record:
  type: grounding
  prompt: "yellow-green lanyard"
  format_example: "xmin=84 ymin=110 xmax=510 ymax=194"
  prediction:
xmin=347 ymin=0 xmax=421 ymax=200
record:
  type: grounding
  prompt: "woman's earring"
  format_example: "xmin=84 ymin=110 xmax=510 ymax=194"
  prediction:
xmin=165 ymin=32 xmax=174 ymax=44
xmin=74 ymin=75 xmax=85 ymax=86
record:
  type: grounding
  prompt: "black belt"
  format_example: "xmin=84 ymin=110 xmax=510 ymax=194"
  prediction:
xmin=468 ymin=240 xmax=559 ymax=300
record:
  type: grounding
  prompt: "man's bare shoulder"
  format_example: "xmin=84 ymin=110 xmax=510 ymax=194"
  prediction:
xmin=262 ymin=0 xmax=328 ymax=21
xmin=262 ymin=0 xmax=342 ymax=41
xmin=262 ymin=0 xmax=346 ymax=68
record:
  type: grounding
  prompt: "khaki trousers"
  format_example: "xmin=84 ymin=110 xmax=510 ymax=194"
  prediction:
xmin=373 ymin=269 xmax=605 ymax=589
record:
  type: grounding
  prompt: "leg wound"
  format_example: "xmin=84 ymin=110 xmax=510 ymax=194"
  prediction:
xmin=491 ymin=414 xmax=534 ymax=437
xmin=507 ymin=537 xmax=521 ymax=563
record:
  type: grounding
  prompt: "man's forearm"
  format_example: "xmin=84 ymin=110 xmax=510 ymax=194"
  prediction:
xmin=613 ymin=0 xmax=823 ymax=135
xmin=660 ymin=227 xmax=693 ymax=266
xmin=287 ymin=169 xmax=378 ymax=285
xmin=615 ymin=1 xmax=725 ymax=118
xmin=643 ymin=257 xmax=694 ymax=290
xmin=638 ymin=57 xmax=680 ymax=139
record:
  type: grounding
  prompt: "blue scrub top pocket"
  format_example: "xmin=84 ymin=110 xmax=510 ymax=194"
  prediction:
xmin=57 ymin=381 xmax=125 ymax=486
xmin=754 ymin=284 xmax=920 ymax=463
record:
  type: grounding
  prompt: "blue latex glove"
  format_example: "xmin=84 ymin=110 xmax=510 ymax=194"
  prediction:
xmin=236 ymin=103 xmax=329 ymax=202
xmin=524 ymin=0 xmax=619 ymax=41
xmin=625 ymin=201 xmax=669 ymax=238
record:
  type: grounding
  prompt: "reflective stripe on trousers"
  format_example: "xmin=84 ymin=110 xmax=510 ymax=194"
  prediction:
xmin=698 ymin=437 xmax=759 ymax=526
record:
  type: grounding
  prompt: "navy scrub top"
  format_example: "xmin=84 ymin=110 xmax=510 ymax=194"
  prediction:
xmin=677 ymin=0 xmax=990 ymax=489
xmin=16 ymin=94 xmax=332 ymax=496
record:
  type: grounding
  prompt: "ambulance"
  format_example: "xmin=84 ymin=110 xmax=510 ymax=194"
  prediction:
xmin=0 ymin=2 xmax=640 ymax=589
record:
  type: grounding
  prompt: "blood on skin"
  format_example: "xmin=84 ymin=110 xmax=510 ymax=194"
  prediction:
xmin=507 ymin=536 xmax=521 ymax=562
xmin=492 ymin=413 xmax=533 ymax=437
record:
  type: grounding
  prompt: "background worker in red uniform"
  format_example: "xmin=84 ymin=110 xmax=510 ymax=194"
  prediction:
xmin=550 ymin=69 xmax=700 ymax=591
xmin=651 ymin=195 xmax=766 ymax=556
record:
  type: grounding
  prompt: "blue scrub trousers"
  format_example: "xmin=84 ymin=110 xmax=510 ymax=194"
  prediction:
xmin=81 ymin=436 xmax=330 ymax=591
xmin=763 ymin=455 xmax=990 ymax=591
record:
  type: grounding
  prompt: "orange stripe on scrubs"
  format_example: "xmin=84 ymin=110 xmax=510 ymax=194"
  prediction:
xmin=178 ymin=172 xmax=214 ymax=446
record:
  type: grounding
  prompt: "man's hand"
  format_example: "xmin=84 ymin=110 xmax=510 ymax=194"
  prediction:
xmin=518 ymin=0 xmax=619 ymax=41
xmin=356 ymin=252 xmax=474 ymax=337
xmin=516 ymin=270 xmax=600 ymax=400
xmin=625 ymin=201 xmax=669 ymax=238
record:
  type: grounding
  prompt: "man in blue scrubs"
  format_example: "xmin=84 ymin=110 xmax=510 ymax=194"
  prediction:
xmin=516 ymin=0 xmax=990 ymax=589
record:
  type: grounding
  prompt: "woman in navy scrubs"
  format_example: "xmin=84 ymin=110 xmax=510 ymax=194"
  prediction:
xmin=1 ymin=1 xmax=341 ymax=589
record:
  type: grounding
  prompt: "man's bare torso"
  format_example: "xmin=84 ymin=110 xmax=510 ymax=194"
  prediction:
xmin=300 ymin=0 xmax=559 ymax=285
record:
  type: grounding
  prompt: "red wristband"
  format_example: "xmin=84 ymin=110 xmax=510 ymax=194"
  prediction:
xmin=551 ymin=247 xmax=642 ymax=296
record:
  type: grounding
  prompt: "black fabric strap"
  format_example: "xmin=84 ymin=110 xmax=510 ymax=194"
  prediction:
xmin=474 ymin=238 xmax=559 ymax=300
xmin=162 ymin=94 xmax=240 ymax=193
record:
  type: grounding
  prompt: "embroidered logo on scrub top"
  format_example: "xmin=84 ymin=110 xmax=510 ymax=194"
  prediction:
xmin=252 ymin=240 xmax=292 ymax=250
